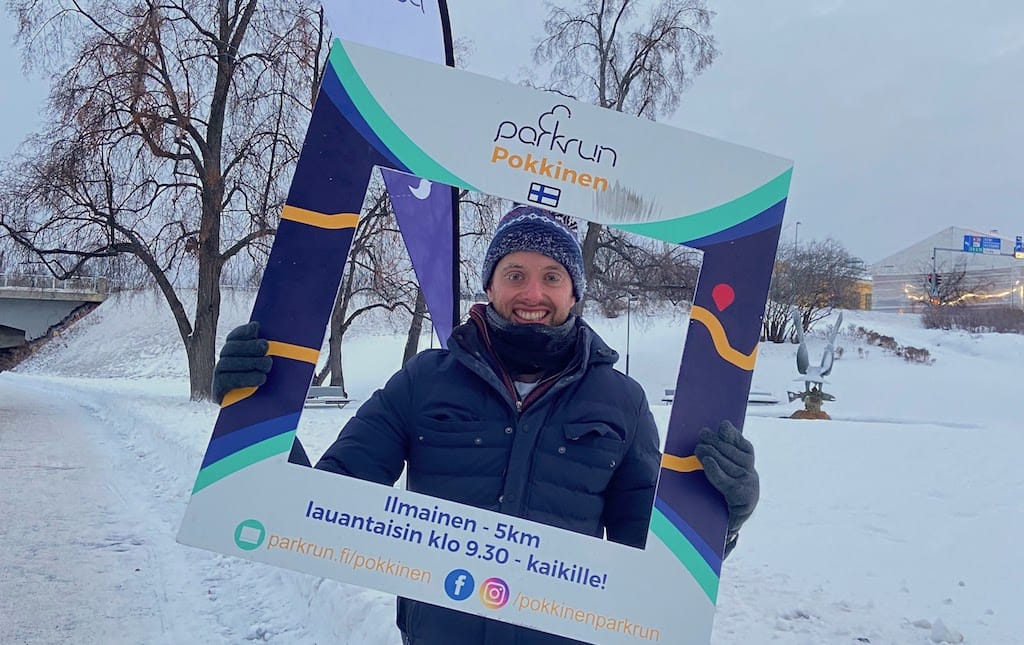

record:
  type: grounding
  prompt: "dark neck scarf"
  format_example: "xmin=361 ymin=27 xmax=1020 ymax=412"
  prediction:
xmin=484 ymin=304 xmax=579 ymax=379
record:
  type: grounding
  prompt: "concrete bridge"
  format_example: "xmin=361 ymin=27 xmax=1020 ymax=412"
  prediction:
xmin=0 ymin=274 xmax=108 ymax=348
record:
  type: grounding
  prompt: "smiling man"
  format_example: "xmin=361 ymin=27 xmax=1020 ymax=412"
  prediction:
xmin=212 ymin=204 xmax=759 ymax=645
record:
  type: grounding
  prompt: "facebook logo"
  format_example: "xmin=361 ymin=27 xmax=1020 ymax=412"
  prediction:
xmin=444 ymin=569 xmax=475 ymax=601
xmin=528 ymin=182 xmax=561 ymax=208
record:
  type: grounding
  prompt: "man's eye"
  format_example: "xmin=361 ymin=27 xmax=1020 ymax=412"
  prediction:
xmin=544 ymin=273 xmax=563 ymax=283
xmin=506 ymin=272 xmax=523 ymax=281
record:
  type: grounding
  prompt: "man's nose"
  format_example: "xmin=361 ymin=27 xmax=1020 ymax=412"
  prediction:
xmin=520 ymin=276 xmax=544 ymax=301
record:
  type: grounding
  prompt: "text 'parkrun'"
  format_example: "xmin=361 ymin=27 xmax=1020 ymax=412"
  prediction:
xmin=288 ymin=495 xmax=610 ymax=591
xmin=489 ymin=104 xmax=618 ymax=195
xmin=266 ymin=537 xmax=432 ymax=584
xmin=514 ymin=592 xmax=662 ymax=642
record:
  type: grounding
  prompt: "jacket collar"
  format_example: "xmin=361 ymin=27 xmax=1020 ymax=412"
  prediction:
xmin=451 ymin=303 xmax=620 ymax=373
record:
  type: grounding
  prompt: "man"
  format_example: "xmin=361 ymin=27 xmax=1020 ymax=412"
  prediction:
xmin=213 ymin=205 xmax=759 ymax=645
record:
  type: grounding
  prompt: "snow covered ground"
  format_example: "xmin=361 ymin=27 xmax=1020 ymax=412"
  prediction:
xmin=2 ymin=290 xmax=1022 ymax=644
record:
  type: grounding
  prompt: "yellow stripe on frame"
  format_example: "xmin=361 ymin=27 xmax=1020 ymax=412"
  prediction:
xmin=266 ymin=341 xmax=320 ymax=365
xmin=280 ymin=205 xmax=359 ymax=230
xmin=689 ymin=306 xmax=758 ymax=371
xmin=662 ymin=453 xmax=703 ymax=473
xmin=221 ymin=387 xmax=258 ymax=408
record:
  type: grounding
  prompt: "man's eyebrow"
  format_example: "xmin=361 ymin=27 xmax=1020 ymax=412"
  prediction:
xmin=497 ymin=261 xmax=567 ymax=272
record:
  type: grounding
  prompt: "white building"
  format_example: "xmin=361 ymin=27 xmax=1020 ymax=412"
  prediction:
xmin=869 ymin=226 xmax=1024 ymax=312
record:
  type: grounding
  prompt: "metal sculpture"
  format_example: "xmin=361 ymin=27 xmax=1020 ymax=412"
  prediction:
xmin=788 ymin=310 xmax=843 ymax=416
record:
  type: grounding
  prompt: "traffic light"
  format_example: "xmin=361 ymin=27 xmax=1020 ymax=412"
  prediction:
xmin=935 ymin=273 xmax=942 ymax=286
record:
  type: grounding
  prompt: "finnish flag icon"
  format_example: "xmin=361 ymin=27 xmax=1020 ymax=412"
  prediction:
xmin=527 ymin=182 xmax=561 ymax=208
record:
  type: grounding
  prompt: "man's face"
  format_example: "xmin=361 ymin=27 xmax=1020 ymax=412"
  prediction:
xmin=486 ymin=251 xmax=577 ymax=326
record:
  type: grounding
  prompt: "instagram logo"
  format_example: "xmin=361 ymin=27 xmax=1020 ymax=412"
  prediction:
xmin=478 ymin=577 xmax=510 ymax=609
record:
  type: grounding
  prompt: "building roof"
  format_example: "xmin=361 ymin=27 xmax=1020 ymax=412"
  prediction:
xmin=870 ymin=226 xmax=1021 ymax=275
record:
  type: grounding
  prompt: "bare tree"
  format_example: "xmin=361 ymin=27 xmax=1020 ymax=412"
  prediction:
xmin=319 ymin=185 xmax=502 ymax=383
xmin=763 ymin=238 xmax=864 ymax=342
xmin=761 ymin=258 xmax=795 ymax=343
xmin=0 ymin=0 xmax=327 ymax=399
xmin=0 ymin=235 xmax=32 ymax=274
xmin=401 ymin=287 xmax=431 ymax=366
xmin=587 ymin=228 xmax=699 ymax=316
xmin=533 ymin=0 xmax=717 ymax=311
xmin=916 ymin=262 xmax=994 ymax=308
xmin=312 ymin=183 xmax=426 ymax=393
xmin=457 ymin=191 xmax=504 ymax=297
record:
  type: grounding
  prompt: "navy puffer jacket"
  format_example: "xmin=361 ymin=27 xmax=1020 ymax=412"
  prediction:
xmin=316 ymin=309 xmax=661 ymax=645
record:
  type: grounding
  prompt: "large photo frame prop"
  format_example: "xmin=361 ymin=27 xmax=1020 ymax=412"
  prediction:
xmin=178 ymin=35 xmax=791 ymax=645
xmin=321 ymin=0 xmax=461 ymax=346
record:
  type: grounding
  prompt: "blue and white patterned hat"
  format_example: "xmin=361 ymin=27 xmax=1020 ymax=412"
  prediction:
xmin=481 ymin=205 xmax=586 ymax=300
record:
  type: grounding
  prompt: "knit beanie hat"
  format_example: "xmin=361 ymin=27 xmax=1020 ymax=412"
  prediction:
xmin=481 ymin=205 xmax=586 ymax=300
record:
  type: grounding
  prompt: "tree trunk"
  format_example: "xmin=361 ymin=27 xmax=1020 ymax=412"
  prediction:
xmin=188 ymin=281 xmax=221 ymax=400
xmin=186 ymin=331 xmax=216 ymax=401
xmin=331 ymin=344 xmax=347 ymax=397
xmin=578 ymin=221 xmax=603 ymax=314
xmin=327 ymin=315 xmax=345 ymax=390
xmin=312 ymin=366 xmax=328 ymax=386
xmin=190 ymin=210 xmax=223 ymax=400
xmin=322 ymin=328 xmax=348 ymax=395
xmin=402 ymin=288 xmax=427 ymax=365
xmin=325 ymin=266 xmax=354 ymax=391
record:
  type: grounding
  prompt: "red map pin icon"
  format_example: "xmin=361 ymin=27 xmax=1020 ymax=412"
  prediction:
xmin=711 ymin=283 xmax=735 ymax=311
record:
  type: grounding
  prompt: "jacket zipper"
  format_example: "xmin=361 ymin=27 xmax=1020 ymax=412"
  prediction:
xmin=469 ymin=306 xmax=525 ymax=414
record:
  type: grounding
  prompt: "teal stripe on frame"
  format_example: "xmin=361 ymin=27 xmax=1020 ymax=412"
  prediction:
xmin=651 ymin=509 xmax=720 ymax=602
xmin=615 ymin=168 xmax=792 ymax=244
xmin=329 ymin=41 xmax=474 ymax=191
xmin=191 ymin=432 xmax=294 ymax=494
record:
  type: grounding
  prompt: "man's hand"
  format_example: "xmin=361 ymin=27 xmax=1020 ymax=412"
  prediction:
xmin=695 ymin=420 xmax=759 ymax=554
xmin=212 ymin=321 xmax=272 ymax=404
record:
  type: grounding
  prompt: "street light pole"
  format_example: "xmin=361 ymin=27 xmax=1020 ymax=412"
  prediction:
xmin=794 ymin=221 xmax=801 ymax=250
xmin=625 ymin=296 xmax=631 ymax=376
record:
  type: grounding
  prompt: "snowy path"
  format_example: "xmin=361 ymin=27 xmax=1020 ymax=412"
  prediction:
xmin=0 ymin=377 xmax=221 ymax=644
xmin=0 ymin=374 xmax=404 ymax=644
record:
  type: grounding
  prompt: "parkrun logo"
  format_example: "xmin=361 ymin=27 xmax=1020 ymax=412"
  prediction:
xmin=391 ymin=0 xmax=423 ymax=13
xmin=490 ymin=105 xmax=617 ymax=195
xmin=394 ymin=0 xmax=426 ymax=13
xmin=479 ymin=577 xmax=510 ymax=610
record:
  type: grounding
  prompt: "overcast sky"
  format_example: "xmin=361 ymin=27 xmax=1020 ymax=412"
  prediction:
xmin=3 ymin=1 xmax=1023 ymax=263
xmin=449 ymin=0 xmax=1024 ymax=264
xmin=0 ymin=13 xmax=46 ymax=160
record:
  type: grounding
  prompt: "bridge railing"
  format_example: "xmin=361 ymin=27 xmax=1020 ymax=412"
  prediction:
xmin=0 ymin=273 xmax=110 ymax=295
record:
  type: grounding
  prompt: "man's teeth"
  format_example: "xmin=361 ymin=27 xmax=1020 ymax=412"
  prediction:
xmin=516 ymin=310 xmax=545 ymax=321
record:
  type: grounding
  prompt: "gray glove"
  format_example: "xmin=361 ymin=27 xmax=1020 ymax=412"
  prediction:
xmin=212 ymin=321 xmax=272 ymax=403
xmin=695 ymin=420 xmax=759 ymax=555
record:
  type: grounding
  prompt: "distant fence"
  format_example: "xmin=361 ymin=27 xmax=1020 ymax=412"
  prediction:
xmin=0 ymin=273 xmax=110 ymax=295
